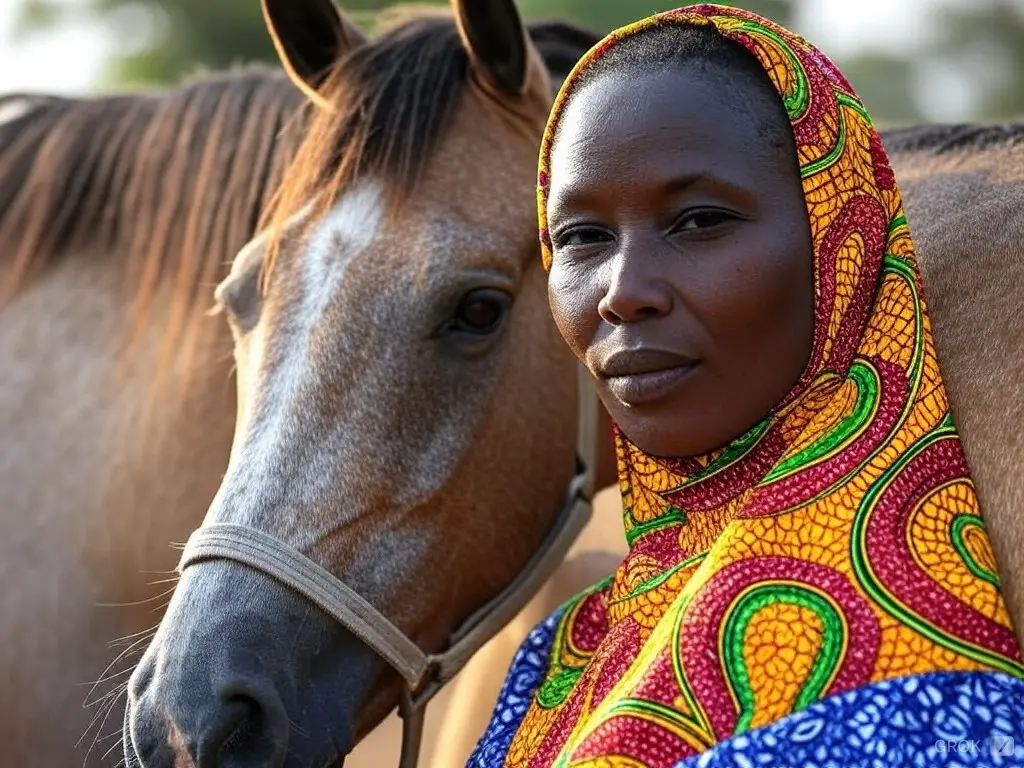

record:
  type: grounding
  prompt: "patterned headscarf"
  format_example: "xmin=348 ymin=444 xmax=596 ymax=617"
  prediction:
xmin=470 ymin=5 xmax=1024 ymax=767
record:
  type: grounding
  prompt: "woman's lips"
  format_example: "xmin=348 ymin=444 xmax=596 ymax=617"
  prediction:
xmin=598 ymin=348 xmax=700 ymax=405
xmin=603 ymin=362 xmax=699 ymax=405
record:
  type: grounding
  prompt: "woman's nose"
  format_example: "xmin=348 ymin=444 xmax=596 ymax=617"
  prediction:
xmin=598 ymin=249 xmax=673 ymax=325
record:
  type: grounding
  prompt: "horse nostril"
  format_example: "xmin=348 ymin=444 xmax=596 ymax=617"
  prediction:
xmin=219 ymin=695 xmax=261 ymax=754
xmin=197 ymin=685 xmax=289 ymax=767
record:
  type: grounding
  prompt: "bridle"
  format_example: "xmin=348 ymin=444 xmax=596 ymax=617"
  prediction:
xmin=176 ymin=365 xmax=599 ymax=767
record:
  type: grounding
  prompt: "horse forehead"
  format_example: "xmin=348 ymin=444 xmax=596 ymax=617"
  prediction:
xmin=287 ymin=86 xmax=545 ymax=310
xmin=298 ymin=181 xmax=385 ymax=321
xmin=299 ymin=189 xmax=517 ymax=304
xmin=418 ymin=84 xmax=548 ymax=227
xmin=389 ymin=208 xmax=515 ymax=283
xmin=245 ymin=181 xmax=386 ymax=407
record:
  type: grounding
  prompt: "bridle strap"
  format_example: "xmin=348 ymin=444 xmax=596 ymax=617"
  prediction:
xmin=177 ymin=363 xmax=600 ymax=767
xmin=178 ymin=523 xmax=430 ymax=686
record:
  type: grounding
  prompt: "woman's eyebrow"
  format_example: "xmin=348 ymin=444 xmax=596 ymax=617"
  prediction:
xmin=663 ymin=171 xmax=754 ymax=199
xmin=662 ymin=172 xmax=709 ymax=194
xmin=547 ymin=184 xmax=600 ymax=217
xmin=548 ymin=171 xmax=709 ymax=214
xmin=549 ymin=171 xmax=749 ymax=214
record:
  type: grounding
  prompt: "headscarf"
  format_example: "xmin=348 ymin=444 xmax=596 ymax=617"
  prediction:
xmin=469 ymin=5 xmax=1024 ymax=767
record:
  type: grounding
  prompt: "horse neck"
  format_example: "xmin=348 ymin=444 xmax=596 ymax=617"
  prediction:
xmin=0 ymin=68 xmax=309 ymax=348
xmin=0 ymin=70 xmax=311 ymax=614
xmin=886 ymin=131 xmax=1024 ymax=644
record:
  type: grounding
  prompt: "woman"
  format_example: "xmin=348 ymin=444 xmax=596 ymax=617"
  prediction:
xmin=469 ymin=5 xmax=1024 ymax=767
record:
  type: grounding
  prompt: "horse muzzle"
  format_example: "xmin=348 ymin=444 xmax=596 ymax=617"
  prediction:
xmin=122 ymin=560 xmax=373 ymax=768
xmin=122 ymin=672 xmax=291 ymax=768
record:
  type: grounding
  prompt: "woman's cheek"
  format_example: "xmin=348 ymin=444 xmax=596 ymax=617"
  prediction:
xmin=548 ymin=260 xmax=601 ymax=361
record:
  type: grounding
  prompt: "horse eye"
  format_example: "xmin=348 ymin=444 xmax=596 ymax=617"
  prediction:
xmin=451 ymin=289 xmax=510 ymax=335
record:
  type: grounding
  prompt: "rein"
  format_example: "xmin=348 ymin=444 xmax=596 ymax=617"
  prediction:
xmin=177 ymin=364 xmax=599 ymax=767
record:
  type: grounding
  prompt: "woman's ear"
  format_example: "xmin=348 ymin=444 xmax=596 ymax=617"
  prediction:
xmin=261 ymin=0 xmax=368 ymax=109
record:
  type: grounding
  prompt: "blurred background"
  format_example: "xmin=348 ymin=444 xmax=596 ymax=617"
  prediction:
xmin=1 ymin=0 xmax=1023 ymax=127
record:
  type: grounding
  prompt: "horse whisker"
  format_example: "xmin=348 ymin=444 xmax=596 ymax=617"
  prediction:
xmin=101 ymin=729 xmax=130 ymax=764
xmin=107 ymin=622 xmax=161 ymax=649
xmin=137 ymin=567 xmax=180 ymax=577
xmin=96 ymin=584 xmax=178 ymax=609
xmin=80 ymin=666 xmax=136 ymax=700
xmin=149 ymin=597 xmax=173 ymax=615
xmin=80 ymin=630 xmax=155 ymax=708
xmin=145 ymin=575 xmax=182 ymax=587
xmin=78 ymin=681 xmax=127 ymax=761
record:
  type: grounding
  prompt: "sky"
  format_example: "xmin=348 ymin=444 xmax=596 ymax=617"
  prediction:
xmin=0 ymin=0 xmax=991 ymax=117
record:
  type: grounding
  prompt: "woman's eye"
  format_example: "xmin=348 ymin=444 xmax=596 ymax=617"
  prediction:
xmin=556 ymin=226 xmax=613 ymax=248
xmin=674 ymin=209 xmax=736 ymax=231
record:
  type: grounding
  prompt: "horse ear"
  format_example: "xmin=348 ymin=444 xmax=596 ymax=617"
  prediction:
xmin=452 ymin=0 xmax=532 ymax=96
xmin=261 ymin=0 xmax=367 ymax=108
xmin=525 ymin=19 xmax=599 ymax=89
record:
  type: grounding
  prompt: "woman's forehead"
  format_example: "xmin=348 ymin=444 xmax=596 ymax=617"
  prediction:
xmin=547 ymin=67 xmax=789 ymax=197
xmin=568 ymin=62 xmax=786 ymax=143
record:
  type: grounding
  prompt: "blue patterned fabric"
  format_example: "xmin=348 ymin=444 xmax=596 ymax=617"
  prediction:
xmin=469 ymin=628 xmax=1024 ymax=768
xmin=466 ymin=609 xmax=563 ymax=767
xmin=673 ymin=671 xmax=1024 ymax=768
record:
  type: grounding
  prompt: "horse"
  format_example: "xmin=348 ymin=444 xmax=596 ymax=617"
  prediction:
xmin=121 ymin=0 xmax=1024 ymax=755
xmin=0 ymin=3 xmax=601 ymax=767
xmin=426 ymin=119 xmax=1024 ymax=767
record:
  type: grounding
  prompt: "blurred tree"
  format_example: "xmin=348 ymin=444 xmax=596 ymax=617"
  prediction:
xmin=10 ymin=0 xmax=1024 ymax=123
xmin=12 ymin=0 xmax=791 ymax=89
xmin=516 ymin=0 xmax=793 ymax=34
xmin=836 ymin=53 xmax=922 ymax=128
xmin=15 ymin=0 xmax=279 ymax=87
xmin=924 ymin=0 xmax=1024 ymax=120
xmin=12 ymin=0 xmax=444 ymax=88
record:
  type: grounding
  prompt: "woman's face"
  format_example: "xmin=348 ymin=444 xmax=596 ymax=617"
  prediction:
xmin=546 ymin=63 xmax=815 ymax=458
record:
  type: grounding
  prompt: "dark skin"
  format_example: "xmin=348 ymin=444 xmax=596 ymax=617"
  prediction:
xmin=546 ymin=63 xmax=816 ymax=458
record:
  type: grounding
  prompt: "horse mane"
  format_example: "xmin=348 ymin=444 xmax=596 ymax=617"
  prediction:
xmin=0 ymin=9 xmax=599 ymax=370
xmin=524 ymin=19 xmax=601 ymax=78
xmin=881 ymin=122 xmax=1024 ymax=155
xmin=0 ymin=65 xmax=307 ymax=368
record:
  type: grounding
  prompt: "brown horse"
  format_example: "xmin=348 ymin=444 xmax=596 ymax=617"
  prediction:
xmin=0 ymin=4 xmax=598 ymax=768
xmin=427 ymin=120 xmax=1024 ymax=767
xmin=120 ymin=0 xmax=594 ymax=764
xmin=122 ymin=0 xmax=1024 ymax=756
